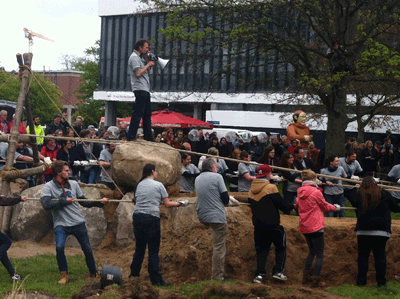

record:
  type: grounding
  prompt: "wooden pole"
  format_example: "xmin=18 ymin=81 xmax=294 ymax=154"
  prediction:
xmin=1 ymin=164 xmax=50 ymax=181
xmin=0 ymin=53 xmax=33 ymax=232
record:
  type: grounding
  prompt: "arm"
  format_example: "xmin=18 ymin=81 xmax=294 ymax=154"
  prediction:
xmin=98 ymin=161 xmax=111 ymax=167
xmin=221 ymin=191 xmax=230 ymax=205
xmin=315 ymin=190 xmax=337 ymax=212
xmin=162 ymin=197 xmax=182 ymax=208
xmin=17 ymin=155 xmax=33 ymax=162
xmin=243 ymin=172 xmax=256 ymax=181
xmin=40 ymin=185 xmax=69 ymax=210
xmin=0 ymin=196 xmax=22 ymax=206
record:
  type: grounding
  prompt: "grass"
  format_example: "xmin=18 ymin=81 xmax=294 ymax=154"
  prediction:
xmin=328 ymin=281 xmax=400 ymax=299
xmin=0 ymin=254 xmax=88 ymax=299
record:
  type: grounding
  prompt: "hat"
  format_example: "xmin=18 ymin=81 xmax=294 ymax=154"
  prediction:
xmin=53 ymin=113 xmax=61 ymax=119
xmin=88 ymin=125 xmax=95 ymax=129
xmin=375 ymin=141 xmax=381 ymax=145
xmin=256 ymin=164 xmax=272 ymax=178
xmin=292 ymin=139 xmax=299 ymax=143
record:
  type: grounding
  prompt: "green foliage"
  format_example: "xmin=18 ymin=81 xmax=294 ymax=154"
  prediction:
xmin=0 ymin=70 xmax=62 ymax=125
xmin=0 ymin=254 xmax=87 ymax=299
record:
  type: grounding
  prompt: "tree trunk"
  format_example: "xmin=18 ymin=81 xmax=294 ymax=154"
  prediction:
xmin=356 ymin=118 xmax=365 ymax=144
xmin=324 ymin=89 xmax=349 ymax=158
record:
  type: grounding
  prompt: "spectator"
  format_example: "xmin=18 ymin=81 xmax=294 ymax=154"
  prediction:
xmin=288 ymin=139 xmax=299 ymax=154
xmin=226 ymin=149 xmax=241 ymax=192
xmin=379 ymin=138 xmax=394 ymax=179
xmin=0 ymin=110 xmax=10 ymax=134
xmin=73 ymin=116 xmax=84 ymax=137
xmin=56 ymin=140 xmax=74 ymax=179
xmin=15 ymin=142 xmax=41 ymax=187
xmin=195 ymin=129 xmax=208 ymax=154
xmin=320 ymin=155 xmax=347 ymax=217
xmin=279 ymin=151 xmax=302 ymax=215
xmin=198 ymin=147 xmax=229 ymax=176
xmin=87 ymin=125 xmax=96 ymax=139
xmin=209 ymin=136 xmax=220 ymax=151
xmin=374 ymin=141 xmax=381 ymax=152
xmin=26 ymin=116 xmax=45 ymax=147
xmin=271 ymin=138 xmax=284 ymax=158
xmin=282 ymin=139 xmax=290 ymax=152
xmin=177 ymin=153 xmax=200 ymax=193
xmin=257 ymin=145 xmax=280 ymax=167
xmin=361 ymin=140 xmax=379 ymax=176
xmin=247 ymin=136 xmax=263 ymax=162
xmin=181 ymin=142 xmax=198 ymax=167
xmin=40 ymin=138 xmax=60 ymax=182
xmin=294 ymin=147 xmax=316 ymax=172
xmin=66 ymin=128 xmax=76 ymax=147
xmin=219 ymin=137 xmax=232 ymax=158
xmin=306 ymin=142 xmax=320 ymax=168
xmin=98 ymin=143 xmax=117 ymax=190
xmin=60 ymin=110 xmax=70 ymax=130
xmin=54 ymin=129 xmax=64 ymax=146
xmin=9 ymin=114 xmax=27 ymax=134
xmin=236 ymin=139 xmax=247 ymax=151
xmin=345 ymin=137 xmax=356 ymax=151
xmin=155 ymin=134 xmax=162 ymax=142
xmin=0 ymin=142 xmax=33 ymax=171
xmin=238 ymin=151 xmax=257 ymax=192
xmin=45 ymin=114 xmax=65 ymax=135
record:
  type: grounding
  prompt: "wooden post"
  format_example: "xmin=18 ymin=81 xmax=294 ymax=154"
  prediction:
xmin=0 ymin=53 xmax=33 ymax=232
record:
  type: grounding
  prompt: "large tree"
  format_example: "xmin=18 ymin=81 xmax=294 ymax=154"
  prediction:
xmin=145 ymin=0 xmax=400 ymax=156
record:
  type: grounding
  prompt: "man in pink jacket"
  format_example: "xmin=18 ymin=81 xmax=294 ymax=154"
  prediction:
xmin=296 ymin=169 xmax=340 ymax=288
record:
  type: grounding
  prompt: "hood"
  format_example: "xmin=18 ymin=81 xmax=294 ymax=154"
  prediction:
xmin=297 ymin=182 xmax=319 ymax=200
xmin=248 ymin=179 xmax=278 ymax=202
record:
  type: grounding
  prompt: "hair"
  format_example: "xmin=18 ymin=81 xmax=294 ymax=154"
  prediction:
xmin=345 ymin=149 xmax=356 ymax=158
xmin=280 ymin=152 xmax=294 ymax=169
xmin=134 ymin=39 xmax=150 ymax=51
xmin=301 ymin=169 xmax=316 ymax=181
xmin=359 ymin=176 xmax=381 ymax=214
xmin=140 ymin=163 xmax=156 ymax=181
xmin=351 ymin=141 xmax=358 ymax=149
xmin=0 ymin=110 xmax=7 ymax=116
xmin=99 ymin=130 xmax=109 ymax=139
xmin=250 ymin=136 xmax=260 ymax=145
xmin=384 ymin=137 xmax=391 ymax=143
xmin=211 ymin=136 xmax=218 ymax=142
xmin=55 ymin=129 xmax=64 ymax=135
xmin=292 ymin=110 xmax=304 ymax=122
xmin=202 ymin=157 xmax=217 ymax=172
xmin=52 ymin=160 xmax=70 ymax=177
xmin=66 ymin=128 xmax=74 ymax=136
xmin=220 ymin=137 xmax=227 ymax=143
xmin=76 ymin=116 xmax=83 ymax=121
xmin=232 ymin=149 xmax=241 ymax=159
xmin=324 ymin=154 xmax=338 ymax=168
xmin=262 ymin=146 xmax=275 ymax=159
xmin=60 ymin=139 xmax=70 ymax=148
xmin=293 ymin=146 xmax=304 ymax=156
xmin=365 ymin=140 xmax=373 ymax=148
xmin=208 ymin=147 xmax=219 ymax=155
xmin=79 ymin=129 xmax=90 ymax=138
xmin=308 ymin=141 xmax=315 ymax=149
xmin=119 ymin=131 xmax=127 ymax=140
xmin=181 ymin=152 xmax=189 ymax=162
xmin=33 ymin=115 xmax=39 ymax=120
xmin=240 ymin=150 xmax=249 ymax=159
xmin=291 ymin=139 xmax=299 ymax=144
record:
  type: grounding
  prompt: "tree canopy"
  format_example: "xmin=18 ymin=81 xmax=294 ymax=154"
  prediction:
xmin=146 ymin=0 xmax=400 ymax=155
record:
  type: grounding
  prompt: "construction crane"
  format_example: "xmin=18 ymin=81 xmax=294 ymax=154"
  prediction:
xmin=23 ymin=28 xmax=54 ymax=53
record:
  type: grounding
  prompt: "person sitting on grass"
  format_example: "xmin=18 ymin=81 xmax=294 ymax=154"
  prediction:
xmin=40 ymin=160 xmax=109 ymax=285
xmin=0 ymin=194 xmax=27 ymax=282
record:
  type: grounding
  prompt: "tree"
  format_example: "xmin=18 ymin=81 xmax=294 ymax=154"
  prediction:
xmin=145 ymin=0 xmax=400 ymax=156
xmin=0 ymin=70 xmax=62 ymax=124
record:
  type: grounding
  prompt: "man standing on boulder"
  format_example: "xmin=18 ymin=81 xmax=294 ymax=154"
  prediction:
xmin=127 ymin=39 xmax=156 ymax=141
xmin=195 ymin=157 xmax=230 ymax=281
xmin=40 ymin=160 xmax=109 ymax=285
xmin=248 ymin=164 xmax=293 ymax=284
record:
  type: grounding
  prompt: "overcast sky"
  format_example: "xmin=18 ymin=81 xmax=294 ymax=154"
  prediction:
xmin=0 ymin=0 xmax=100 ymax=72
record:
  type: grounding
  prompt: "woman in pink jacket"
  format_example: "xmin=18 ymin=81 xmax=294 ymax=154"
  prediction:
xmin=296 ymin=169 xmax=340 ymax=288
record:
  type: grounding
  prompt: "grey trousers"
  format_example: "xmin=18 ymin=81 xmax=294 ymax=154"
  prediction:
xmin=203 ymin=222 xmax=228 ymax=280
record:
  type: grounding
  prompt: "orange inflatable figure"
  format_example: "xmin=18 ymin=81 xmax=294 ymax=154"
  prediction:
xmin=287 ymin=110 xmax=313 ymax=148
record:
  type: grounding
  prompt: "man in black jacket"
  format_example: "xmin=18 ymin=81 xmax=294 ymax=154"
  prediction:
xmin=294 ymin=147 xmax=316 ymax=172
xmin=248 ymin=164 xmax=294 ymax=284
xmin=46 ymin=114 xmax=66 ymax=135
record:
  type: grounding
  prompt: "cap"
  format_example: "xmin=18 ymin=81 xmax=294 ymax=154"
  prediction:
xmin=375 ymin=141 xmax=381 ymax=145
xmin=88 ymin=125 xmax=95 ymax=129
xmin=53 ymin=113 xmax=61 ymax=119
xmin=292 ymin=139 xmax=299 ymax=143
xmin=256 ymin=164 xmax=272 ymax=178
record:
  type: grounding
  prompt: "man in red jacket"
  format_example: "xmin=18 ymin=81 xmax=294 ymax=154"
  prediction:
xmin=248 ymin=164 xmax=294 ymax=284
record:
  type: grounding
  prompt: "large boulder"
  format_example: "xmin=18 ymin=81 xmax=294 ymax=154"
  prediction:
xmin=10 ymin=185 xmax=53 ymax=241
xmin=10 ymin=184 xmax=107 ymax=249
xmin=112 ymin=141 xmax=181 ymax=188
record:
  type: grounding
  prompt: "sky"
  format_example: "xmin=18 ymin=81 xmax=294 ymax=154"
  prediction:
xmin=0 ymin=0 xmax=100 ymax=72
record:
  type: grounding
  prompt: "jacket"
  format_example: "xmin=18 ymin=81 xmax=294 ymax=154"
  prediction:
xmin=297 ymin=181 xmax=337 ymax=234
xmin=45 ymin=121 xmax=65 ymax=135
xmin=248 ymin=179 xmax=293 ymax=227
xmin=355 ymin=190 xmax=400 ymax=234
xmin=26 ymin=124 xmax=45 ymax=145
xmin=294 ymin=157 xmax=316 ymax=172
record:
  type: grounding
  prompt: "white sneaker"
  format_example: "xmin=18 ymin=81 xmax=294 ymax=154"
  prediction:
xmin=272 ymin=272 xmax=287 ymax=281
xmin=253 ymin=274 xmax=264 ymax=283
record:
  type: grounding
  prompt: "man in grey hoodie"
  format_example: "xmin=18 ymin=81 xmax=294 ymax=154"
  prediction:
xmin=40 ymin=160 xmax=109 ymax=285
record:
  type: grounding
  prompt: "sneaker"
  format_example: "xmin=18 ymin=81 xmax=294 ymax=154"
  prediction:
xmin=153 ymin=281 xmax=171 ymax=287
xmin=272 ymin=272 xmax=287 ymax=281
xmin=12 ymin=273 xmax=23 ymax=281
xmin=253 ymin=274 xmax=264 ymax=284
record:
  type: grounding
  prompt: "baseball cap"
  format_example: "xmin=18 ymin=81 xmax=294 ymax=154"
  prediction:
xmin=53 ymin=113 xmax=61 ymax=119
xmin=88 ymin=125 xmax=95 ymax=129
xmin=256 ymin=164 xmax=272 ymax=178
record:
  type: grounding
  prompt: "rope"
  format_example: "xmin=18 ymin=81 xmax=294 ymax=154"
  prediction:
xmin=26 ymin=197 xmax=132 ymax=203
xmin=12 ymin=133 xmax=400 ymax=192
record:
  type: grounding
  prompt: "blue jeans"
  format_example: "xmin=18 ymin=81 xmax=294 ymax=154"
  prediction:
xmin=127 ymin=90 xmax=153 ymax=141
xmin=0 ymin=231 xmax=15 ymax=276
xmin=54 ymin=223 xmax=97 ymax=275
xmin=129 ymin=213 xmax=164 ymax=285
xmin=324 ymin=193 xmax=346 ymax=217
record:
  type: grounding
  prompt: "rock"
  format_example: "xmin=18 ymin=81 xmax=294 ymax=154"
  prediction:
xmin=112 ymin=141 xmax=181 ymax=188
xmin=10 ymin=184 xmax=107 ymax=249
xmin=10 ymin=185 xmax=53 ymax=241
xmin=114 ymin=202 xmax=135 ymax=247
